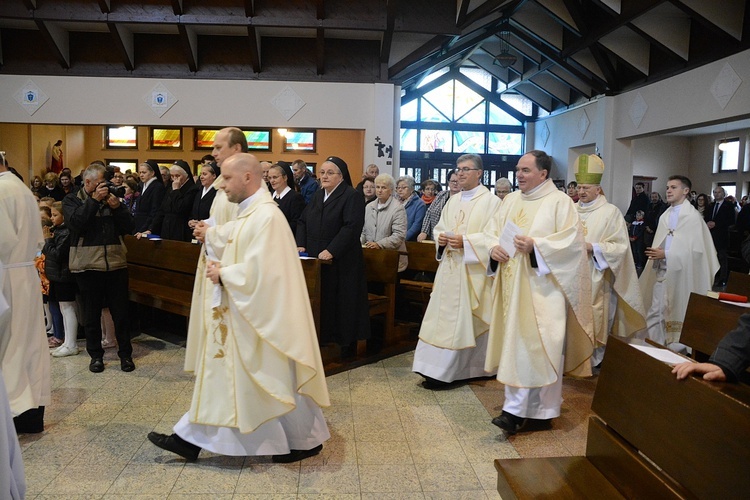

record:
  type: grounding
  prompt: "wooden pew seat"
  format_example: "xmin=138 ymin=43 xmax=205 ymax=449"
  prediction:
xmin=679 ymin=292 xmax=747 ymax=361
xmin=494 ymin=336 xmax=750 ymax=499
xmin=363 ymin=247 xmax=405 ymax=345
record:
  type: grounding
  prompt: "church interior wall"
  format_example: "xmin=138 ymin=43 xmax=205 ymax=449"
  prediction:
xmin=0 ymin=76 xmax=394 ymax=182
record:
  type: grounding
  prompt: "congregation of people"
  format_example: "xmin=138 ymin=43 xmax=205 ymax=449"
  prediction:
xmin=4 ymin=133 xmax=750 ymax=497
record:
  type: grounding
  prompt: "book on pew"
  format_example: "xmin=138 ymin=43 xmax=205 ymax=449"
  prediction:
xmin=629 ymin=343 xmax=694 ymax=365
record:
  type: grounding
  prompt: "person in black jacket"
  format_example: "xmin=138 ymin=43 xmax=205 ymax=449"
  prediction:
xmin=673 ymin=312 xmax=750 ymax=382
xmin=63 ymin=163 xmax=136 ymax=373
xmin=296 ymin=156 xmax=370 ymax=358
xmin=625 ymin=182 xmax=649 ymax=223
xmin=705 ymin=186 xmax=736 ymax=288
xmin=269 ymin=163 xmax=305 ymax=235
xmin=140 ymin=160 xmax=197 ymax=242
xmin=42 ymin=202 xmax=79 ymax=357
xmin=133 ymin=160 xmax=166 ymax=233
xmin=189 ymin=161 xmax=219 ymax=227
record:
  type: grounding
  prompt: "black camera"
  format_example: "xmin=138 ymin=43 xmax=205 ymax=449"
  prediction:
xmin=106 ymin=181 xmax=126 ymax=198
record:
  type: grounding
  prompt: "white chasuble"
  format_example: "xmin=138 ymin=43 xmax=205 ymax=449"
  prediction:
xmin=418 ymin=186 xmax=501 ymax=350
xmin=185 ymin=178 xmax=238 ymax=373
xmin=188 ymin=190 xmax=329 ymax=433
xmin=485 ymin=179 xmax=594 ymax=388
xmin=0 ymin=171 xmax=51 ymax=416
xmin=577 ymin=195 xmax=646 ymax=345
xmin=639 ymin=199 xmax=718 ymax=344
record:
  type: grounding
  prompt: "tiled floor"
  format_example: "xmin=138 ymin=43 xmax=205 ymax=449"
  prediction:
xmin=19 ymin=334 xmax=596 ymax=499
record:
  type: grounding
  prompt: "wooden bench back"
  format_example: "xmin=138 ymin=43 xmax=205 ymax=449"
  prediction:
xmin=679 ymin=292 xmax=746 ymax=359
xmin=124 ymin=235 xmax=201 ymax=277
xmin=404 ymin=241 xmax=439 ymax=273
xmin=594 ymin=337 xmax=750 ymax=499
xmin=363 ymin=247 xmax=400 ymax=284
xmin=725 ymin=270 xmax=750 ymax=296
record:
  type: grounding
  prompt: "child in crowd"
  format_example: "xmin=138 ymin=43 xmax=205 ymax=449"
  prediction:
xmin=629 ymin=209 xmax=646 ymax=274
xmin=42 ymin=202 xmax=80 ymax=357
xmin=38 ymin=206 xmax=57 ymax=342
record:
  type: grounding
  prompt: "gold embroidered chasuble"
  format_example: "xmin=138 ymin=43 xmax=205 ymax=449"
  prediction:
xmin=577 ymin=195 xmax=646 ymax=344
xmin=639 ymin=198 xmax=719 ymax=344
xmin=485 ymin=179 xmax=594 ymax=388
xmin=187 ymin=189 xmax=329 ymax=432
xmin=185 ymin=177 xmax=238 ymax=373
xmin=418 ymin=186 xmax=501 ymax=350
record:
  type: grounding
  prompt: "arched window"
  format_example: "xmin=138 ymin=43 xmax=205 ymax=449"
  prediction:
xmin=400 ymin=67 xmax=530 ymax=155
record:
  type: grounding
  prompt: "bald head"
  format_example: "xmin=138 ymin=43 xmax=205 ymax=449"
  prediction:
xmin=221 ymin=153 xmax=262 ymax=204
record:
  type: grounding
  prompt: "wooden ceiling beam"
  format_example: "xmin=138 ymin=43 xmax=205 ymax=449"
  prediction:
xmin=380 ymin=0 xmax=397 ymax=63
xmin=107 ymin=22 xmax=134 ymax=71
xmin=97 ymin=0 xmax=110 ymax=14
xmin=172 ymin=0 xmax=184 ymax=16
xmin=560 ymin=0 xmax=618 ymax=89
xmin=177 ymin=24 xmax=198 ymax=72
xmin=247 ymin=25 xmax=261 ymax=73
xmin=316 ymin=27 xmax=325 ymax=75
xmin=34 ymin=20 xmax=69 ymax=69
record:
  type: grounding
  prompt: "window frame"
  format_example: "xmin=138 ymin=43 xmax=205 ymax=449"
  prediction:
xmin=149 ymin=127 xmax=183 ymax=150
xmin=105 ymin=126 xmax=138 ymax=150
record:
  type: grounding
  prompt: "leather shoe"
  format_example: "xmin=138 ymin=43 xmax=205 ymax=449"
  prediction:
xmin=120 ymin=358 xmax=135 ymax=372
xmin=272 ymin=444 xmax=323 ymax=463
xmin=421 ymin=376 xmax=453 ymax=390
xmin=89 ymin=358 xmax=104 ymax=373
xmin=147 ymin=432 xmax=201 ymax=461
xmin=491 ymin=411 xmax=551 ymax=435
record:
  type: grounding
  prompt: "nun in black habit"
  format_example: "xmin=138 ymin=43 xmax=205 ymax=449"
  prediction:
xmin=133 ymin=159 xmax=167 ymax=233
xmin=146 ymin=160 xmax=198 ymax=242
xmin=191 ymin=161 xmax=219 ymax=223
xmin=296 ymin=156 xmax=370 ymax=355
xmin=270 ymin=162 xmax=306 ymax=235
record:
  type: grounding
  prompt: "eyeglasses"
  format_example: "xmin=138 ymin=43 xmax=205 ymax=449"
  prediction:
xmin=456 ymin=167 xmax=480 ymax=173
xmin=396 ymin=185 xmax=409 ymax=190
xmin=319 ymin=170 xmax=341 ymax=177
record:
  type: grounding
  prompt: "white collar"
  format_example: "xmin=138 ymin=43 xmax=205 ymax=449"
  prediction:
xmin=460 ymin=184 xmax=481 ymax=201
xmin=275 ymin=186 xmax=292 ymax=199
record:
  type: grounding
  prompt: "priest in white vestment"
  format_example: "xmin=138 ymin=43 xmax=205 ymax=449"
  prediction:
xmin=0 ymin=369 xmax=25 ymax=499
xmin=412 ymin=154 xmax=502 ymax=389
xmin=184 ymin=127 xmax=244 ymax=375
xmin=640 ymin=175 xmax=718 ymax=352
xmin=0 ymin=162 xmax=51 ymax=434
xmin=148 ymin=153 xmax=330 ymax=463
xmin=573 ymin=155 xmax=646 ymax=366
xmin=485 ymin=150 xmax=594 ymax=435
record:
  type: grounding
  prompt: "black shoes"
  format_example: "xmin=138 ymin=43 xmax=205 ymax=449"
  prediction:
xmin=421 ymin=376 xmax=453 ymax=390
xmin=89 ymin=358 xmax=104 ymax=373
xmin=272 ymin=444 xmax=323 ymax=463
xmin=120 ymin=358 xmax=135 ymax=372
xmin=147 ymin=432 xmax=201 ymax=461
xmin=491 ymin=411 xmax=552 ymax=435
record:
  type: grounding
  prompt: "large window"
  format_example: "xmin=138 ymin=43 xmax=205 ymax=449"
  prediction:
xmin=400 ymin=67 xmax=528 ymax=155
xmin=718 ymin=138 xmax=740 ymax=171
xmin=106 ymin=126 xmax=137 ymax=149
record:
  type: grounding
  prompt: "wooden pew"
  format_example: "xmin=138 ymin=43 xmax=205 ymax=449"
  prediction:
xmin=124 ymin=236 xmax=324 ymax=336
xmin=725 ymin=270 xmax=750 ymax=296
xmin=124 ymin=235 xmax=201 ymax=317
xmin=679 ymin=292 xmax=747 ymax=361
xmin=363 ymin=247 xmax=404 ymax=345
xmin=494 ymin=336 xmax=750 ymax=499
xmin=398 ymin=241 xmax=439 ymax=314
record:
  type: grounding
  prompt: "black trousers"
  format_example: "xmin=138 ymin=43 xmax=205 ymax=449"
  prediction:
xmin=74 ymin=268 xmax=132 ymax=360
xmin=715 ymin=247 xmax=729 ymax=286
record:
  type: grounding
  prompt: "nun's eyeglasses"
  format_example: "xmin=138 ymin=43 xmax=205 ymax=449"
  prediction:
xmin=319 ymin=170 xmax=340 ymax=177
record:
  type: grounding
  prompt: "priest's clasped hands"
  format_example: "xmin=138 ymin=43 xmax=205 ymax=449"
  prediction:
xmin=193 ymin=221 xmax=208 ymax=243
xmin=437 ymin=232 xmax=464 ymax=249
xmin=490 ymin=235 xmax=535 ymax=263
xmin=206 ymin=260 xmax=221 ymax=284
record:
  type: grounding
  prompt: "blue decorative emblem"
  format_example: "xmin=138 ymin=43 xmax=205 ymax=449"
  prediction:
xmin=154 ymin=93 xmax=165 ymax=105
xmin=26 ymin=91 xmax=36 ymax=103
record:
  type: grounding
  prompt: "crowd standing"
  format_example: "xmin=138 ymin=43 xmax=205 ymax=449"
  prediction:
xmin=2 ymin=137 xmax=747 ymax=498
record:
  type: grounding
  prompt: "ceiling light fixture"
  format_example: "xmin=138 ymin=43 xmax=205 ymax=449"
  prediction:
xmin=493 ymin=30 xmax=517 ymax=68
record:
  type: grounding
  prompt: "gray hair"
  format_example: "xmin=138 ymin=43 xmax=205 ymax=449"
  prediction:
xmin=82 ymin=163 xmax=106 ymax=181
xmin=495 ymin=177 xmax=512 ymax=190
xmin=456 ymin=153 xmax=483 ymax=171
xmin=374 ymin=173 xmax=396 ymax=191
xmin=397 ymin=175 xmax=415 ymax=191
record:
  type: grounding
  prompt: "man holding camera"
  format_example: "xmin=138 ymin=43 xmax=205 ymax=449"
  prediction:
xmin=63 ymin=163 xmax=136 ymax=373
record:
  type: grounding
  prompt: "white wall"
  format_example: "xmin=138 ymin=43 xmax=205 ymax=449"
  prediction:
xmin=689 ymin=129 xmax=750 ymax=197
xmin=0 ymin=75 xmax=399 ymax=175
xmin=531 ymin=48 xmax=750 ymax=212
